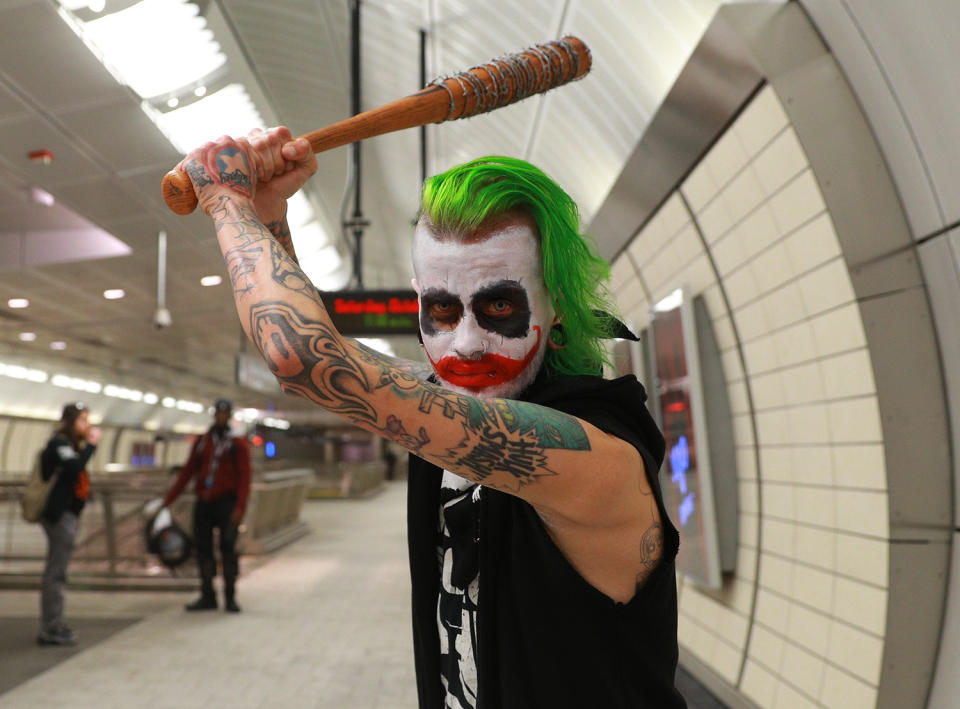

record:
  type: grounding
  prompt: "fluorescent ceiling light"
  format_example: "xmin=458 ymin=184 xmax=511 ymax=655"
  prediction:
xmin=103 ymin=289 xmax=125 ymax=299
xmin=143 ymin=392 xmax=159 ymax=405
xmin=286 ymin=193 xmax=316 ymax=231
xmin=0 ymin=362 xmax=48 ymax=382
xmin=7 ymin=298 xmax=29 ymax=308
xmin=104 ymin=384 xmax=143 ymax=401
xmin=52 ymin=374 xmax=101 ymax=392
xmin=18 ymin=332 xmax=37 ymax=342
xmin=654 ymin=288 xmax=684 ymax=313
xmin=200 ymin=275 xmax=222 ymax=287
xmin=50 ymin=341 xmax=67 ymax=350
xmin=262 ymin=417 xmax=291 ymax=430
xmin=357 ymin=338 xmax=396 ymax=358
xmin=30 ymin=187 xmax=55 ymax=207
xmin=78 ymin=0 xmax=225 ymax=99
xmin=162 ymin=396 xmax=176 ymax=408
xmin=147 ymin=83 xmax=266 ymax=154
xmin=176 ymin=399 xmax=204 ymax=413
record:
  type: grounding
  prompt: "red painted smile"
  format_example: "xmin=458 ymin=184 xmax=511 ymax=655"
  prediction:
xmin=428 ymin=326 xmax=541 ymax=390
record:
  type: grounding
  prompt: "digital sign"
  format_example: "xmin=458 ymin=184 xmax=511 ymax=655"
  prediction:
xmin=317 ymin=289 xmax=420 ymax=336
xmin=652 ymin=288 xmax=723 ymax=589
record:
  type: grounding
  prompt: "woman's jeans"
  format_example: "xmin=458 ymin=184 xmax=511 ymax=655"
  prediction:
xmin=40 ymin=511 xmax=78 ymax=629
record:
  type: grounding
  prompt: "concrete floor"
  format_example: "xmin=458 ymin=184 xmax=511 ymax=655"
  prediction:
xmin=0 ymin=482 xmax=417 ymax=709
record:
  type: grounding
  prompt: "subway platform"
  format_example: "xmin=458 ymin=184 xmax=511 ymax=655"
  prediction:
xmin=0 ymin=481 xmax=417 ymax=709
xmin=0 ymin=480 xmax=723 ymax=709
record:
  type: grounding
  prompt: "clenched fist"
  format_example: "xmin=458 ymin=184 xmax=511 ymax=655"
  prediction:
xmin=179 ymin=126 xmax=316 ymax=223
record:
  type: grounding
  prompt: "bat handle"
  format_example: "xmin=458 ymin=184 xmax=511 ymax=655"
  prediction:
xmin=161 ymin=168 xmax=199 ymax=215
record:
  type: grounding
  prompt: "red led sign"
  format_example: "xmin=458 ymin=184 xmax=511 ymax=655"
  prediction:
xmin=332 ymin=296 xmax=419 ymax=316
xmin=318 ymin=289 xmax=420 ymax=336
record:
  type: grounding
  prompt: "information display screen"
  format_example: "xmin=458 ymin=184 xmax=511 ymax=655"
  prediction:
xmin=317 ymin=289 xmax=419 ymax=336
xmin=652 ymin=290 xmax=722 ymax=588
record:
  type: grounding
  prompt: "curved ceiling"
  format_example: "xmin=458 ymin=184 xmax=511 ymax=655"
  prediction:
xmin=0 ymin=0 xmax=749 ymax=423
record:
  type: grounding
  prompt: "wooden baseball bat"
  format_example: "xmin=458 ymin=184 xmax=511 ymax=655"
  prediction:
xmin=161 ymin=36 xmax=591 ymax=215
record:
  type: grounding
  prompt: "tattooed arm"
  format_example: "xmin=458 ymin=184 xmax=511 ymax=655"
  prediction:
xmin=182 ymin=129 xmax=661 ymax=600
xmin=246 ymin=126 xmax=307 ymax=264
xmin=354 ymin=341 xmax=435 ymax=382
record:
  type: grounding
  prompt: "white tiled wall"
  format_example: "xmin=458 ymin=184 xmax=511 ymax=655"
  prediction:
xmin=609 ymin=86 xmax=888 ymax=709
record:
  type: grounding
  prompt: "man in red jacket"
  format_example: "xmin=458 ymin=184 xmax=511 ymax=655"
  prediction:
xmin=163 ymin=398 xmax=252 ymax=613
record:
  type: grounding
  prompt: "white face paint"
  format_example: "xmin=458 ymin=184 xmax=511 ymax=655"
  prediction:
xmin=412 ymin=219 xmax=555 ymax=399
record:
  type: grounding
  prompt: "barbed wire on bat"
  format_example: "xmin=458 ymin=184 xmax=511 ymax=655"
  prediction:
xmin=428 ymin=37 xmax=591 ymax=121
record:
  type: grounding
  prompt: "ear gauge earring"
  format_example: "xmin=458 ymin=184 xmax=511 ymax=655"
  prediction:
xmin=548 ymin=323 xmax=567 ymax=350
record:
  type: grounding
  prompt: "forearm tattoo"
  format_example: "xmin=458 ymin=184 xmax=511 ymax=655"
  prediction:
xmin=354 ymin=341 xmax=435 ymax=382
xmin=265 ymin=217 xmax=298 ymax=264
xmin=417 ymin=387 xmax=589 ymax=486
xmin=225 ymin=244 xmax=263 ymax=295
xmin=269 ymin=238 xmax=312 ymax=295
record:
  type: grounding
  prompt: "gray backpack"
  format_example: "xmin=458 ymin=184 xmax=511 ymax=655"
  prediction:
xmin=20 ymin=451 xmax=58 ymax=523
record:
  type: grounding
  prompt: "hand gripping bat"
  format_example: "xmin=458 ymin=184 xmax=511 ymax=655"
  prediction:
xmin=161 ymin=36 xmax=591 ymax=215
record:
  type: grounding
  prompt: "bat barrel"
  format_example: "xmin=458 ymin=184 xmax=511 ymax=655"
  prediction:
xmin=432 ymin=36 xmax=591 ymax=121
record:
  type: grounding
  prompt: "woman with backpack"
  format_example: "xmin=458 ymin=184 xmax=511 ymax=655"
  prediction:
xmin=37 ymin=402 xmax=100 ymax=646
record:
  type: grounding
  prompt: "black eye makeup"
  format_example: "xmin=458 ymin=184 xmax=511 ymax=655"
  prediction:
xmin=472 ymin=280 xmax=530 ymax=338
xmin=419 ymin=288 xmax=464 ymax=335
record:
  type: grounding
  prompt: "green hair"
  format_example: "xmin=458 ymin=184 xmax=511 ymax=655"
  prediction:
xmin=419 ymin=156 xmax=616 ymax=378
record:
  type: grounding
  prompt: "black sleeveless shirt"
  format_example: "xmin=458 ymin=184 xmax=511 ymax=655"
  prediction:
xmin=408 ymin=374 xmax=687 ymax=708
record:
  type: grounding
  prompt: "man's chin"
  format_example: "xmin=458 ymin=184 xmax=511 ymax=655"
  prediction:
xmin=437 ymin=367 xmax=539 ymax=400
xmin=438 ymin=379 xmax=521 ymax=399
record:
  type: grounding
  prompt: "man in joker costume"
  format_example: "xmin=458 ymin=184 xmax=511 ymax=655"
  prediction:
xmin=179 ymin=127 xmax=686 ymax=709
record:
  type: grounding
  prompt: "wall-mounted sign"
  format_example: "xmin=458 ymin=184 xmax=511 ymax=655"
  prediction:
xmin=651 ymin=287 xmax=724 ymax=589
xmin=317 ymin=289 xmax=419 ymax=336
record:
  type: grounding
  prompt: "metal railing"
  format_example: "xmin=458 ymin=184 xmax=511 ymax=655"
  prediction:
xmin=0 ymin=465 xmax=315 ymax=590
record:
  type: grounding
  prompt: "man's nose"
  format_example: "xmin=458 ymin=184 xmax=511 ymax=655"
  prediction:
xmin=451 ymin=318 xmax=487 ymax=360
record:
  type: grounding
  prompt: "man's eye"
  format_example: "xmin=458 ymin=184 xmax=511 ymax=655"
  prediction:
xmin=429 ymin=302 xmax=461 ymax=323
xmin=484 ymin=300 xmax=514 ymax=316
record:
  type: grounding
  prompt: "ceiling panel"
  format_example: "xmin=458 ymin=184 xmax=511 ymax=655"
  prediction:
xmin=0 ymin=113 xmax=110 ymax=186
xmin=0 ymin=199 xmax=90 ymax=231
xmin=53 ymin=99 xmax=181 ymax=173
xmin=0 ymin=173 xmax=29 ymax=207
xmin=0 ymin=0 xmax=128 ymax=110
xmin=0 ymin=0 xmax=740 ymax=424
xmin=0 ymin=82 xmax=30 ymax=122
xmin=46 ymin=176 xmax=151 ymax=223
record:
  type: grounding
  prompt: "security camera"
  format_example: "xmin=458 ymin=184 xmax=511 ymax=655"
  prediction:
xmin=152 ymin=307 xmax=172 ymax=329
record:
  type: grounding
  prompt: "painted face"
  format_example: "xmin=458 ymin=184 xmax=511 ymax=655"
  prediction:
xmin=412 ymin=219 xmax=555 ymax=399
